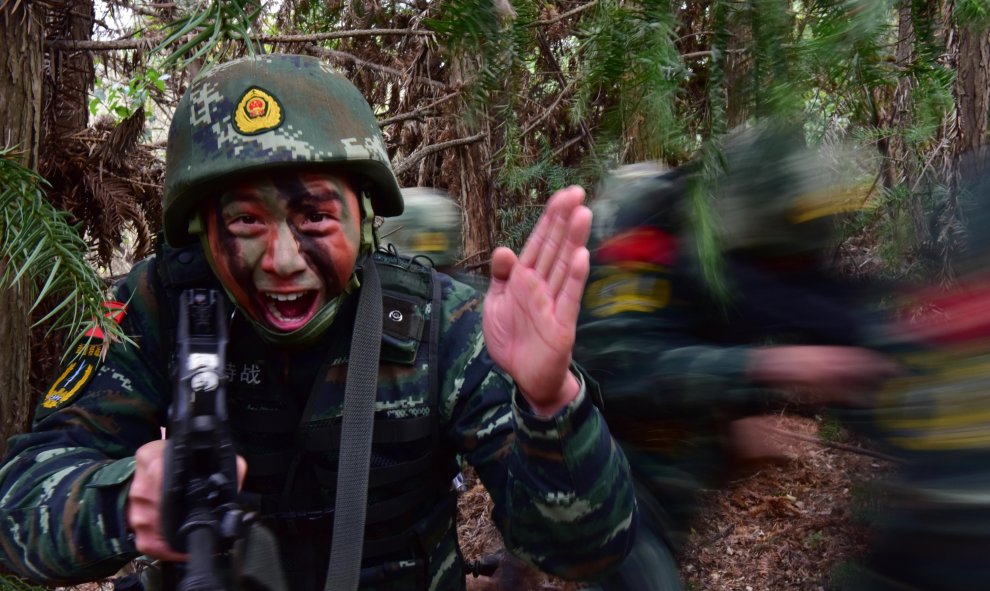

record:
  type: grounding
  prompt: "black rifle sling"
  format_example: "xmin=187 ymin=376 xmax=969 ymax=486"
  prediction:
xmin=325 ymin=256 xmax=383 ymax=591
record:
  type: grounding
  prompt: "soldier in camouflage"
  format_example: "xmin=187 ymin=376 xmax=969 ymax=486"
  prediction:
xmin=575 ymin=124 xmax=896 ymax=590
xmin=379 ymin=187 xmax=490 ymax=293
xmin=0 ymin=54 xmax=636 ymax=590
xmin=379 ymin=188 xmax=464 ymax=273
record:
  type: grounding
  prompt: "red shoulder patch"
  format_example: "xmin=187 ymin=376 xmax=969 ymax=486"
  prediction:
xmin=82 ymin=301 xmax=127 ymax=340
xmin=595 ymin=227 xmax=678 ymax=267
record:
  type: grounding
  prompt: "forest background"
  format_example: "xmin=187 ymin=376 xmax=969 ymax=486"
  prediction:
xmin=1 ymin=0 xmax=989 ymax=589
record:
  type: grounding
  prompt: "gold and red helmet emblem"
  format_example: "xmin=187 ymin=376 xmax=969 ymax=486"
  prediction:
xmin=233 ymin=87 xmax=284 ymax=135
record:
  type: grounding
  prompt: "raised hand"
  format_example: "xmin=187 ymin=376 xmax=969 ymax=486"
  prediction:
xmin=483 ymin=186 xmax=592 ymax=416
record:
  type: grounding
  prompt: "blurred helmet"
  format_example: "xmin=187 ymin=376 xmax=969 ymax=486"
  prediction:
xmin=590 ymin=162 xmax=689 ymax=249
xmin=163 ymin=53 xmax=403 ymax=246
xmin=379 ymin=187 xmax=463 ymax=266
xmin=713 ymin=122 xmax=865 ymax=257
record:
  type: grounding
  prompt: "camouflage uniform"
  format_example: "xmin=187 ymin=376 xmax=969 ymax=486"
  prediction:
xmin=0 ymin=54 xmax=635 ymax=591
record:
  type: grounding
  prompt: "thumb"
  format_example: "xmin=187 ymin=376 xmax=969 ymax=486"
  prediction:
xmin=488 ymin=247 xmax=517 ymax=295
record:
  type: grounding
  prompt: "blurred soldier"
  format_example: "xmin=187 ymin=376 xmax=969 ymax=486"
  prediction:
xmin=379 ymin=187 xmax=464 ymax=275
xmin=836 ymin=147 xmax=990 ymax=591
xmin=378 ymin=188 xmax=489 ymax=296
xmin=575 ymin=122 xmax=896 ymax=590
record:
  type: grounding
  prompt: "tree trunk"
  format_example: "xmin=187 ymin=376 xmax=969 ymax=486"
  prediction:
xmin=954 ymin=21 xmax=990 ymax=155
xmin=31 ymin=1 xmax=96 ymax=393
xmin=44 ymin=1 xmax=95 ymax=137
xmin=0 ymin=4 xmax=45 ymax=456
xmin=892 ymin=5 xmax=931 ymax=248
xmin=940 ymin=8 xmax=990 ymax=275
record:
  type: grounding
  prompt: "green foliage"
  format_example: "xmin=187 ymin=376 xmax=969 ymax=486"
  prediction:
xmin=800 ymin=0 xmax=897 ymax=127
xmin=153 ymin=0 xmax=262 ymax=71
xmin=0 ymin=148 xmax=124 ymax=350
xmin=688 ymin=140 xmax=729 ymax=304
xmin=575 ymin=0 xmax=689 ymax=163
xmin=429 ymin=0 xmax=525 ymax=125
xmin=89 ymin=66 xmax=168 ymax=123
xmin=0 ymin=574 xmax=50 ymax=590
xmin=745 ymin=0 xmax=803 ymax=119
xmin=818 ymin=413 xmax=849 ymax=443
xmin=495 ymin=205 xmax=543 ymax=253
xmin=954 ymin=0 xmax=990 ymax=28
xmin=803 ymin=529 xmax=825 ymax=549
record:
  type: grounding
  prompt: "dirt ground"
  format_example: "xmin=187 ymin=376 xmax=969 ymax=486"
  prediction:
xmin=460 ymin=413 xmax=890 ymax=591
xmin=49 ymin=414 xmax=887 ymax=591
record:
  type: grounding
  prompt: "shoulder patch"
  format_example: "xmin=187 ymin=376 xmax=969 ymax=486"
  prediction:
xmin=39 ymin=301 xmax=127 ymax=416
xmin=82 ymin=301 xmax=127 ymax=341
xmin=233 ymin=87 xmax=284 ymax=135
xmin=43 ymin=342 xmax=103 ymax=410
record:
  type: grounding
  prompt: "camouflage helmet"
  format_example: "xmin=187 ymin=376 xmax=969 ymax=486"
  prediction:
xmin=163 ymin=53 xmax=403 ymax=246
xmin=713 ymin=122 xmax=865 ymax=257
xmin=378 ymin=187 xmax=463 ymax=266
xmin=590 ymin=162 xmax=690 ymax=250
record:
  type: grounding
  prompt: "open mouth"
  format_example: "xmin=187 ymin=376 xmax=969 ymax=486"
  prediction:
xmin=259 ymin=290 xmax=321 ymax=331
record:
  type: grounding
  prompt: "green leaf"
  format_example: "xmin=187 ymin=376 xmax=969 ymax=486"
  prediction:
xmin=0 ymin=148 xmax=124 ymax=347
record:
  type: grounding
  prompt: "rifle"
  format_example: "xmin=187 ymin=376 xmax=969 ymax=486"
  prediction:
xmin=161 ymin=288 xmax=246 ymax=591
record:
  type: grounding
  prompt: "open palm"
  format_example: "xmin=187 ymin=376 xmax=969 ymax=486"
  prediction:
xmin=483 ymin=186 xmax=592 ymax=415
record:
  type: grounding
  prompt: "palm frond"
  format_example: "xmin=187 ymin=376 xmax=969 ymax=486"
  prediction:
xmin=153 ymin=0 xmax=263 ymax=71
xmin=0 ymin=147 xmax=125 ymax=349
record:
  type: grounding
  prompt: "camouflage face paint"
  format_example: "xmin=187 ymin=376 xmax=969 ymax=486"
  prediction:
xmin=205 ymin=171 xmax=363 ymax=333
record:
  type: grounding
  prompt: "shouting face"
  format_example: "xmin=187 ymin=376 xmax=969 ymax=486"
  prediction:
xmin=204 ymin=171 xmax=363 ymax=332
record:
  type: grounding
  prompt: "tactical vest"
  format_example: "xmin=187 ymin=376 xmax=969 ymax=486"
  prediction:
xmin=155 ymin=244 xmax=461 ymax=590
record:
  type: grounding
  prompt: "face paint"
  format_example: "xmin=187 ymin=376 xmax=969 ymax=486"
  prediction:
xmin=205 ymin=171 xmax=363 ymax=333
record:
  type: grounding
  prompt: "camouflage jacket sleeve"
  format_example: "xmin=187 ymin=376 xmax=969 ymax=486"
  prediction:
xmin=438 ymin=274 xmax=636 ymax=581
xmin=574 ymin=260 xmax=781 ymax=419
xmin=0 ymin=260 xmax=169 ymax=584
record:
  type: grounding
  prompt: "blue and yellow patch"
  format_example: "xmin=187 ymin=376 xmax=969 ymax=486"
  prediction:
xmin=584 ymin=264 xmax=672 ymax=317
xmin=42 ymin=343 xmax=104 ymax=410
xmin=39 ymin=301 xmax=127 ymax=415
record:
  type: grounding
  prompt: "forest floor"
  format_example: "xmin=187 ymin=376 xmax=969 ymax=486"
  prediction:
xmin=51 ymin=414 xmax=888 ymax=591
xmin=460 ymin=413 xmax=891 ymax=591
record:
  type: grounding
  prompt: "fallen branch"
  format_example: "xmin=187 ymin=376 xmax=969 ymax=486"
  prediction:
xmin=763 ymin=426 xmax=902 ymax=464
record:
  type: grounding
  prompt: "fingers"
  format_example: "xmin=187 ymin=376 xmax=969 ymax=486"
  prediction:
xmin=487 ymin=246 xmax=517 ymax=303
xmin=555 ymin=246 xmax=590 ymax=329
xmin=520 ymin=186 xmax=586 ymax=272
xmin=236 ymin=455 xmax=248 ymax=489
xmin=129 ymin=440 xmax=187 ymax=562
xmin=547 ymin=204 xmax=592 ymax=298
